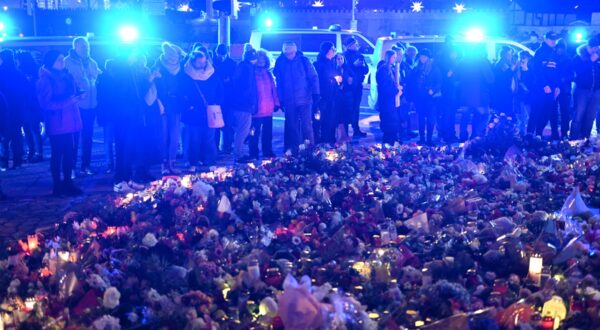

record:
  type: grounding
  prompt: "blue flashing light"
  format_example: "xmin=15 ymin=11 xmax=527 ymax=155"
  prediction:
xmin=574 ymin=30 xmax=586 ymax=43
xmin=465 ymin=27 xmax=485 ymax=42
xmin=119 ymin=25 xmax=139 ymax=43
xmin=265 ymin=18 xmax=273 ymax=29
xmin=0 ymin=21 xmax=5 ymax=31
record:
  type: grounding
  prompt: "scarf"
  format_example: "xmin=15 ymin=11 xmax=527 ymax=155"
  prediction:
xmin=184 ymin=60 xmax=215 ymax=81
xmin=160 ymin=54 xmax=181 ymax=76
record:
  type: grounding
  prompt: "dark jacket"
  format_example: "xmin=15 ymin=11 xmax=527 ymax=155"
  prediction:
xmin=0 ymin=91 xmax=7 ymax=138
xmin=96 ymin=71 xmax=119 ymax=126
xmin=182 ymin=73 xmax=224 ymax=126
xmin=516 ymin=64 xmax=534 ymax=104
xmin=0 ymin=63 xmax=28 ymax=126
xmin=492 ymin=59 xmax=516 ymax=110
xmin=231 ymin=60 xmax=258 ymax=113
xmin=36 ymin=68 xmax=82 ymax=135
xmin=407 ymin=60 xmax=442 ymax=103
xmin=376 ymin=63 xmax=400 ymax=112
xmin=572 ymin=46 xmax=600 ymax=91
xmin=273 ymin=52 xmax=320 ymax=108
xmin=213 ymin=56 xmax=237 ymax=107
xmin=532 ymin=42 xmax=560 ymax=91
xmin=113 ymin=60 xmax=154 ymax=127
xmin=344 ymin=49 xmax=369 ymax=91
xmin=153 ymin=61 xmax=186 ymax=114
xmin=456 ymin=57 xmax=495 ymax=108
xmin=313 ymin=57 xmax=338 ymax=101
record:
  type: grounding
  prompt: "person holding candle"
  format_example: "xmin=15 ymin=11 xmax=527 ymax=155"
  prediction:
xmin=313 ymin=42 xmax=338 ymax=144
xmin=376 ymin=50 xmax=401 ymax=145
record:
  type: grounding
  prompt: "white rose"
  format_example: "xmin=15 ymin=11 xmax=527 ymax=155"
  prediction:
xmin=142 ymin=233 xmax=158 ymax=247
xmin=92 ymin=315 xmax=121 ymax=330
xmin=103 ymin=287 xmax=121 ymax=309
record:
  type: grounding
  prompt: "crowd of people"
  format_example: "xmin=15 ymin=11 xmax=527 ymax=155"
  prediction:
xmin=0 ymin=31 xmax=599 ymax=198
xmin=375 ymin=31 xmax=600 ymax=145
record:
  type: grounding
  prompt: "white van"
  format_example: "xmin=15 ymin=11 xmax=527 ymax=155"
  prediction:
xmin=249 ymin=27 xmax=375 ymax=66
xmin=368 ymin=35 xmax=535 ymax=108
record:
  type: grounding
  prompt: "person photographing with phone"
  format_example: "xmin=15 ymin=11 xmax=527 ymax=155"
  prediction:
xmin=36 ymin=50 xmax=85 ymax=196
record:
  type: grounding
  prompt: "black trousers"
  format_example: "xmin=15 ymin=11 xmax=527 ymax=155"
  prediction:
xmin=74 ymin=108 xmax=95 ymax=169
xmin=558 ymin=92 xmax=572 ymax=139
xmin=350 ymin=88 xmax=362 ymax=131
xmin=249 ymin=116 xmax=274 ymax=157
xmin=533 ymin=94 xmax=559 ymax=139
xmin=416 ymin=97 xmax=436 ymax=142
xmin=49 ymin=133 xmax=76 ymax=186
xmin=23 ymin=120 xmax=43 ymax=158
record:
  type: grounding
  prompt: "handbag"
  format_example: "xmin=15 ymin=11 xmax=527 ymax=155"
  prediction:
xmin=193 ymin=81 xmax=224 ymax=129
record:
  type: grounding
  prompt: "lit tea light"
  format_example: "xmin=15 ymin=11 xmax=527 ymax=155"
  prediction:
xmin=181 ymin=175 xmax=193 ymax=189
xmin=24 ymin=298 xmax=35 ymax=312
xmin=368 ymin=312 xmax=380 ymax=320
xmin=27 ymin=235 xmax=39 ymax=252
xmin=415 ymin=320 xmax=425 ymax=327
xmin=325 ymin=150 xmax=339 ymax=162
xmin=104 ymin=226 xmax=117 ymax=237
xmin=58 ymin=251 xmax=70 ymax=262
xmin=380 ymin=229 xmax=391 ymax=245
xmin=529 ymin=254 xmax=543 ymax=286
xmin=247 ymin=260 xmax=261 ymax=283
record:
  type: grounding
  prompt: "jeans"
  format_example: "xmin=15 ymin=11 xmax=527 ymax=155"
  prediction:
xmin=416 ymin=97 xmax=436 ymax=142
xmin=188 ymin=124 xmax=217 ymax=167
xmin=103 ymin=123 xmax=115 ymax=168
xmin=516 ymin=102 xmax=531 ymax=137
xmin=379 ymin=106 xmax=399 ymax=145
xmin=460 ymin=106 xmax=490 ymax=140
xmin=319 ymin=98 xmax=337 ymax=145
xmin=49 ymin=133 xmax=75 ymax=187
xmin=249 ymin=116 xmax=274 ymax=158
xmin=23 ymin=120 xmax=43 ymax=158
xmin=351 ymin=88 xmax=362 ymax=132
xmin=216 ymin=105 xmax=234 ymax=152
xmin=161 ymin=112 xmax=181 ymax=162
xmin=284 ymin=104 xmax=314 ymax=153
xmin=75 ymin=108 xmax=95 ymax=169
xmin=571 ymin=88 xmax=600 ymax=140
xmin=233 ymin=111 xmax=253 ymax=158
xmin=558 ymin=91 xmax=572 ymax=139
xmin=1 ymin=123 xmax=23 ymax=168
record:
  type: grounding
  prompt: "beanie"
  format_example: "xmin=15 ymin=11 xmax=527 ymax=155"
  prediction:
xmin=216 ymin=44 xmax=229 ymax=56
xmin=243 ymin=49 xmax=257 ymax=62
xmin=419 ymin=48 xmax=432 ymax=59
xmin=319 ymin=41 xmax=335 ymax=55
xmin=43 ymin=50 xmax=63 ymax=70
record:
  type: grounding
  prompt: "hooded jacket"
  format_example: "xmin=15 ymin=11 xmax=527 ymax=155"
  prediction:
xmin=531 ymin=42 xmax=560 ymax=91
xmin=273 ymin=51 xmax=320 ymax=108
xmin=64 ymin=49 xmax=100 ymax=109
xmin=572 ymin=45 xmax=600 ymax=91
xmin=36 ymin=67 xmax=82 ymax=135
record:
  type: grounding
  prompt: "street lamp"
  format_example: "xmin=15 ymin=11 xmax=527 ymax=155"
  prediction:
xmin=350 ymin=0 xmax=357 ymax=31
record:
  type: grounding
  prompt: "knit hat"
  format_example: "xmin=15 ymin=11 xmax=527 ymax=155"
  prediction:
xmin=161 ymin=42 xmax=184 ymax=63
xmin=216 ymin=44 xmax=229 ymax=56
xmin=544 ymin=31 xmax=559 ymax=40
xmin=243 ymin=48 xmax=257 ymax=62
xmin=43 ymin=50 xmax=63 ymax=70
xmin=345 ymin=37 xmax=358 ymax=48
xmin=320 ymin=41 xmax=335 ymax=55
xmin=419 ymin=48 xmax=432 ymax=58
xmin=243 ymin=43 xmax=254 ymax=53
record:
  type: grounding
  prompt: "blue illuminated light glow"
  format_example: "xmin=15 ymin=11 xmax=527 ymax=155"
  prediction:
xmin=465 ymin=27 xmax=485 ymax=42
xmin=573 ymin=30 xmax=586 ymax=43
xmin=0 ymin=22 xmax=5 ymax=31
xmin=119 ymin=25 xmax=139 ymax=43
xmin=265 ymin=18 xmax=273 ymax=28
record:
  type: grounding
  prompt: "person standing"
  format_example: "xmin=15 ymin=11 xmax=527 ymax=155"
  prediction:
xmin=334 ymin=53 xmax=353 ymax=143
xmin=0 ymin=49 xmax=26 ymax=171
xmin=273 ymin=41 xmax=320 ymax=153
xmin=407 ymin=49 xmax=441 ymax=144
xmin=556 ymin=39 xmax=573 ymax=139
xmin=376 ymin=50 xmax=400 ymax=145
xmin=96 ymin=59 xmax=118 ymax=173
xmin=570 ymin=37 xmax=600 ymax=140
xmin=343 ymin=37 xmax=368 ymax=138
xmin=182 ymin=50 xmax=222 ymax=170
xmin=437 ymin=47 xmax=460 ymax=143
xmin=16 ymin=51 xmax=43 ymax=163
xmin=36 ymin=50 xmax=84 ymax=196
xmin=515 ymin=51 xmax=534 ymax=136
xmin=455 ymin=45 xmax=495 ymax=140
xmin=0 ymin=87 xmax=7 ymax=200
xmin=154 ymin=42 xmax=186 ymax=175
xmin=492 ymin=46 xmax=517 ymax=116
xmin=232 ymin=47 xmax=258 ymax=163
xmin=250 ymin=50 xmax=280 ymax=159
xmin=213 ymin=44 xmax=237 ymax=154
xmin=65 ymin=37 xmax=100 ymax=176
xmin=529 ymin=31 xmax=561 ymax=139
xmin=313 ymin=42 xmax=338 ymax=144
xmin=405 ymin=46 xmax=419 ymax=70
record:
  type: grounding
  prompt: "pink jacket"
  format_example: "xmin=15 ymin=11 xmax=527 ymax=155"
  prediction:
xmin=254 ymin=68 xmax=280 ymax=118
xmin=36 ymin=68 xmax=82 ymax=136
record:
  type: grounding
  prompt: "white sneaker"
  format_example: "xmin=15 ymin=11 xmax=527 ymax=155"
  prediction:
xmin=71 ymin=170 xmax=76 ymax=180
xmin=114 ymin=181 xmax=135 ymax=193
xmin=128 ymin=180 xmax=145 ymax=191
xmin=188 ymin=166 xmax=197 ymax=173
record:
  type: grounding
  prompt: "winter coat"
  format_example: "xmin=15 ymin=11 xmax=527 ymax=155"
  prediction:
xmin=516 ymin=65 xmax=534 ymax=104
xmin=492 ymin=59 xmax=516 ymax=109
xmin=335 ymin=64 xmax=355 ymax=120
xmin=64 ymin=50 xmax=100 ymax=109
xmin=96 ymin=71 xmax=119 ymax=126
xmin=376 ymin=64 xmax=400 ymax=113
xmin=344 ymin=49 xmax=369 ymax=91
xmin=0 ymin=91 xmax=7 ymax=138
xmin=231 ymin=60 xmax=258 ymax=113
xmin=213 ymin=56 xmax=237 ymax=107
xmin=407 ymin=60 xmax=442 ymax=103
xmin=572 ymin=46 xmax=600 ymax=91
xmin=531 ymin=42 xmax=560 ymax=92
xmin=153 ymin=60 xmax=186 ymax=114
xmin=313 ymin=57 xmax=338 ymax=101
xmin=0 ymin=64 xmax=28 ymax=126
xmin=273 ymin=51 xmax=320 ymax=108
xmin=36 ymin=68 xmax=82 ymax=135
xmin=255 ymin=68 xmax=280 ymax=118
xmin=456 ymin=57 xmax=495 ymax=108
xmin=112 ymin=60 xmax=155 ymax=128
xmin=182 ymin=72 xmax=224 ymax=126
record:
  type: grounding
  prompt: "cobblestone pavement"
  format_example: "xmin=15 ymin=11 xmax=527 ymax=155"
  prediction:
xmin=0 ymin=111 xmax=381 ymax=241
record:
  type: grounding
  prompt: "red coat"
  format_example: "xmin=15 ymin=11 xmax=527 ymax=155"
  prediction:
xmin=36 ymin=68 xmax=82 ymax=136
xmin=254 ymin=68 xmax=280 ymax=118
